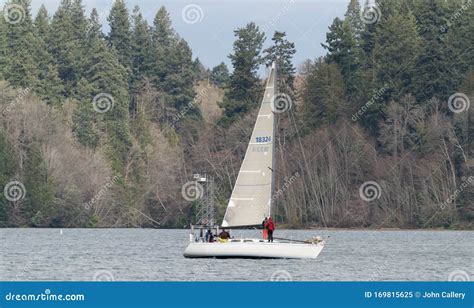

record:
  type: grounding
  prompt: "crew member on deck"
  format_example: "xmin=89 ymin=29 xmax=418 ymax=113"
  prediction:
xmin=218 ymin=229 xmax=230 ymax=241
xmin=265 ymin=217 xmax=275 ymax=242
xmin=205 ymin=229 xmax=214 ymax=242
xmin=262 ymin=217 xmax=268 ymax=240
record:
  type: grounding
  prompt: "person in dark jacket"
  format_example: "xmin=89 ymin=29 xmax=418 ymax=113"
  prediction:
xmin=262 ymin=217 xmax=268 ymax=240
xmin=205 ymin=229 xmax=214 ymax=242
xmin=265 ymin=217 xmax=275 ymax=242
xmin=219 ymin=229 xmax=230 ymax=240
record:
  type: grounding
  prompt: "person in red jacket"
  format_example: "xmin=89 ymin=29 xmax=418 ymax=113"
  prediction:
xmin=265 ymin=217 xmax=275 ymax=242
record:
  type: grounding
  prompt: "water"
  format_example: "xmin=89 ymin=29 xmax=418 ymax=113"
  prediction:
xmin=1 ymin=229 xmax=472 ymax=281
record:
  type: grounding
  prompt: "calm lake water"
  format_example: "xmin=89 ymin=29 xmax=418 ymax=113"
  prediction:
xmin=0 ymin=229 xmax=472 ymax=281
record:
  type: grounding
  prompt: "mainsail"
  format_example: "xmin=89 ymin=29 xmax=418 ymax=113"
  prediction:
xmin=221 ymin=63 xmax=277 ymax=227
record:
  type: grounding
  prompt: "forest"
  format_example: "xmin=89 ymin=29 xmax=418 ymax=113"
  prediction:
xmin=0 ymin=0 xmax=472 ymax=229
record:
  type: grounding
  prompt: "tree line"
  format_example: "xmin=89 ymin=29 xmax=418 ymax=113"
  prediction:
xmin=0 ymin=0 xmax=472 ymax=229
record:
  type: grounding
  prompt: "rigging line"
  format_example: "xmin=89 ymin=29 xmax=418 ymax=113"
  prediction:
xmin=131 ymin=207 xmax=162 ymax=226
xmin=288 ymin=107 xmax=328 ymax=228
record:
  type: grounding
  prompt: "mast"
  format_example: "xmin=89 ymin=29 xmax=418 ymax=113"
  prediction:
xmin=270 ymin=61 xmax=277 ymax=219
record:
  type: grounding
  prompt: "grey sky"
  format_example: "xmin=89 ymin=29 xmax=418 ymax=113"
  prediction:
xmin=30 ymin=0 xmax=349 ymax=72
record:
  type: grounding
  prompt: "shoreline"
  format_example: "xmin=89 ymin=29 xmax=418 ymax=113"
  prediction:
xmin=0 ymin=227 xmax=473 ymax=231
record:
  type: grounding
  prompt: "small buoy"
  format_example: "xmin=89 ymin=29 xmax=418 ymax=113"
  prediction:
xmin=60 ymin=229 xmax=63 ymax=235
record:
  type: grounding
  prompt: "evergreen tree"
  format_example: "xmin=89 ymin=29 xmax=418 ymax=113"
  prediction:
xmin=438 ymin=0 xmax=473 ymax=95
xmin=107 ymin=0 xmax=133 ymax=71
xmin=360 ymin=0 xmax=377 ymax=56
xmin=0 ymin=131 xmax=17 ymax=226
xmin=3 ymin=0 xmax=38 ymax=88
xmin=85 ymin=36 xmax=132 ymax=172
xmin=373 ymin=7 xmax=421 ymax=102
xmin=322 ymin=15 xmax=362 ymax=97
xmin=34 ymin=63 xmax=64 ymax=106
xmin=152 ymin=6 xmax=175 ymax=47
xmin=301 ymin=59 xmax=346 ymax=127
xmin=34 ymin=5 xmax=49 ymax=40
xmin=148 ymin=6 xmax=197 ymax=125
xmin=210 ymin=62 xmax=230 ymax=87
xmin=0 ymin=10 xmax=8 ymax=79
xmin=72 ymin=78 xmax=100 ymax=148
xmin=48 ymin=0 xmax=87 ymax=95
xmin=130 ymin=5 xmax=153 ymax=87
xmin=162 ymin=39 xmax=196 ymax=114
xmin=70 ymin=0 xmax=88 ymax=37
xmin=86 ymin=8 xmax=103 ymax=43
xmin=192 ymin=58 xmax=208 ymax=81
xmin=359 ymin=0 xmax=378 ymax=97
xmin=263 ymin=31 xmax=296 ymax=93
xmin=412 ymin=0 xmax=456 ymax=102
xmin=21 ymin=142 xmax=54 ymax=227
xmin=344 ymin=0 xmax=364 ymax=42
xmin=219 ymin=22 xmax=265 ymax=123
xmin=33 ymin=5 xmax=64 ymax=105
xmin=151 ymin=6 xmax=176 ymax=91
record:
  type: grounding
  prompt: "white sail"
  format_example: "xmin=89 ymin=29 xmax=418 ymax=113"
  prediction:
xmin=222 ymin=63 xmax=277 ymax=227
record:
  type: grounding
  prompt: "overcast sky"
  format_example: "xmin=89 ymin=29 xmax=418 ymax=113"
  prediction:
xmin=29 ymin=0 xmax=349 ymax=73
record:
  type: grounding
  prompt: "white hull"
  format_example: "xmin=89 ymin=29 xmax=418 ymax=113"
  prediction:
xmin=183 ymin=239 xmax=324 ymax=259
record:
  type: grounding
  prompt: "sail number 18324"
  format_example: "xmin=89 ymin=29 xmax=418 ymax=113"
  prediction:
xmin=256 ymin=136 xmax=271 ymax=143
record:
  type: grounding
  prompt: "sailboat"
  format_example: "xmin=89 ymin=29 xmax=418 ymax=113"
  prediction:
xmin=183 ymin=62 xmax=325 ymax=259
